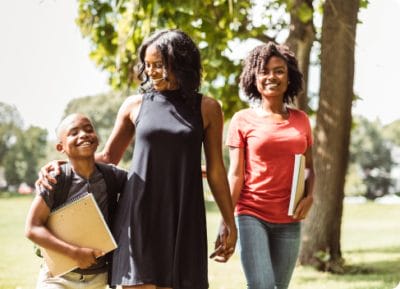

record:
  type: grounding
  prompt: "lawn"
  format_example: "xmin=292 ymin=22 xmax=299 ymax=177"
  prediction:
xmin=1 ymin=193 xmax=399 ymax=289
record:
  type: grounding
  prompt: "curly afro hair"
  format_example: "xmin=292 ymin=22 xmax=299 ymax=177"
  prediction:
xmin=239 ymin=42 xmax=303 ymax=104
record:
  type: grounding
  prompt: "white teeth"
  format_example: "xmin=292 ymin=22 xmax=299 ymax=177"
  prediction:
xmin=151 ymin=77 xmax=164 ymax=83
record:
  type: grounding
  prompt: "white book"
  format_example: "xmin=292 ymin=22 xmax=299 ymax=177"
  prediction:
xmin=288 ymin=154 xmax=306 ymax=216
xmin=41 ymin=193 xmax=117 ymax=277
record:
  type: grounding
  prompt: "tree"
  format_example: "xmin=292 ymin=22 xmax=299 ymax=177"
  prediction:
xmin=285 ymin=0 xmax=315 ymax=112
xmin=349 ymin=116 xmax=393 ymax=198
xmin=75 ymin=0 xmax=317 ymax=118
xmin=4 ymin=126 xmax=47 ymax=187
xmin=0 ymin=102 xmax=23 ymax=166
xmin=382 ymin=119 xmax=400 ymax=147
xmin=299 ymin=0 xmax=360 ymax=272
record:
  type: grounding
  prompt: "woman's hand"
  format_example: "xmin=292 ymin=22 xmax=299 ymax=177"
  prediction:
xmin=35 ymin=160 xmax=67 ymax=191
xmin=293 ymin=195 xmax=313 ymax=220
xmin=210 ymin=221 xmax=237 ymax=263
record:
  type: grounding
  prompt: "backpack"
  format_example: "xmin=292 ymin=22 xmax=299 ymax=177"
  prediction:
xmin=34 ymin=162 xmax=124 ymax=287
xmin=51 ymin=162 xmax=122 ymax=222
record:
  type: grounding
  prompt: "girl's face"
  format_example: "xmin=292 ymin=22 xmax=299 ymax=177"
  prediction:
xmin=255 ymin=56 xmax=289 ymax=100
xmin=144 ymin=44 xmax=178 ymax=91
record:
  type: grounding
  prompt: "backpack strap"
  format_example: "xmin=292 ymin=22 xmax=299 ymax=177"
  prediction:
xmin=94 ymin=162 xmax=123 ymax=289
xmin=52 ymin=163 xmax=73 ymax=211
xmin=95 ymin=163 xmax=121 ymax=225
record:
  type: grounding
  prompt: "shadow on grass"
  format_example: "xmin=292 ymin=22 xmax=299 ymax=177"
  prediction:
xmin=346 ymin=246 xmax=400 ymax=254
xmin=297 ymin=257 xmax=400 ymax=289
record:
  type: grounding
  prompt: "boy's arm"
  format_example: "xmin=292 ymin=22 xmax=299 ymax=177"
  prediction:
xmin=25 ymin=195 xmax=103 ymax=269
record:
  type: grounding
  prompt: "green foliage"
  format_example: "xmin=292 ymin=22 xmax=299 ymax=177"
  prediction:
xmin=75 ymin=0 xmax=294 ymax=118
xmin=349 ymin=116 xmax=393 ymax=198
xmin=344 ymin=163 xmax=366 ymax=196
xmin=0 ymin=102 xmax=23 ymax=166
xmin=0 ymin=102 xmax=47 ymax=187
xmin=3 ymin=126 xmax=47 ymax=187
xmin=382 ymin=119 xmax=400 ymax=147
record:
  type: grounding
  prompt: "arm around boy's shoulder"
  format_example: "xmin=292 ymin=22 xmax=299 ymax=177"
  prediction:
xmin=36 ymin=163 xmax=71 ymax=211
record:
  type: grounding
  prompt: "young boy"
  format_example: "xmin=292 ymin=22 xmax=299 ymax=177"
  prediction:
xmin=25 ymin=113 xmax=126 ymax=289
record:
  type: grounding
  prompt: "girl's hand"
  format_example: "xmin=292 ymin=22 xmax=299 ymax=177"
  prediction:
xmin=293 ymin=195 xmax=313 ymax=220
xmin=210 ymin=221 xmax=237 ymax=263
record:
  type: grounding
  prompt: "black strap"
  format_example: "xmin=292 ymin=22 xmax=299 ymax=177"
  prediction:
xmin=94 ymin=163 xmax=123 ymax=289
xmin=95 ymin=163 xmax=121 ymax=226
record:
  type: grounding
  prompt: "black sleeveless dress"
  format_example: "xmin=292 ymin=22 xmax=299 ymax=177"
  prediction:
xmin=111 ymin=90 xmax=208 ymax=289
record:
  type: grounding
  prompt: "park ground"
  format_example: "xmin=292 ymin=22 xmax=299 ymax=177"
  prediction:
xmin=0 ymin=193 xmax=399 ymax=289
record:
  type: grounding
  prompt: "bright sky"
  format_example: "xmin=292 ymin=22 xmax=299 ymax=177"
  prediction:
xmin=0 ymin=1 xmax=399 ymax=140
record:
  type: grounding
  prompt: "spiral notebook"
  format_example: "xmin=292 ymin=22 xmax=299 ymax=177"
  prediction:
xmin=41 ymin=193 xmax=117 ymax=277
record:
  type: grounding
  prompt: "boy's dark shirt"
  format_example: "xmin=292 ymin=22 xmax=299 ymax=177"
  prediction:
xmin=39 ymin=164 xmax=127 ymax=275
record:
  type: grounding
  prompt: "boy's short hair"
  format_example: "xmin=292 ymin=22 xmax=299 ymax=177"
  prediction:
xmin=55 ymin=113 xmax=93 ymax=141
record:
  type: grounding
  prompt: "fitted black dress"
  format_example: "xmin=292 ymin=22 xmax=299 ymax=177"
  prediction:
xmin=111 ymin=90 xmax=208 ymax=289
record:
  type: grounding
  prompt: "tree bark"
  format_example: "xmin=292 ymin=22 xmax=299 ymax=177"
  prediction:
xmin=285 ymin=0 xmax=315 ymax=112
xmin=299 ymin=0 xmax=360 ymax=272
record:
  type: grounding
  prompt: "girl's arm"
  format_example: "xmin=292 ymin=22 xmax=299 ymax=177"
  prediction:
xmin=227 ymin=146 xmax=245 ymax=208
xmin=293 ymin=146 xmax=315 ymax=219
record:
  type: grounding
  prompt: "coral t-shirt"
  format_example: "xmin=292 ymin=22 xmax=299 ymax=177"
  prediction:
xmin=226 ymin=107 xmax=313 ymax=223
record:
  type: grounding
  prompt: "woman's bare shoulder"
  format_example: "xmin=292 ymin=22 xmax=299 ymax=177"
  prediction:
xmin=201 ymin=95 xmax=222 ymax=113
xmin=201 ymin=95 xmax=223 ymax=128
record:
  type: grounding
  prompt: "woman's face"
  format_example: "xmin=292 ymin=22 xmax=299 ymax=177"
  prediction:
xmin=255 ymin=56 xmax=288 ymax=100
xmin=144 ymin=44 xmax=178 ymax=91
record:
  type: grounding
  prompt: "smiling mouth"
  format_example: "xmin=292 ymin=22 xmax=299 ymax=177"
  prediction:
xmin=151 ymin=77 xmax=164 ymax=84
xmin=77 ymin=141 xmax=94 ymax=147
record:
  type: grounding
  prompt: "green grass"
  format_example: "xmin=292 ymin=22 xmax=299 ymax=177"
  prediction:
xmin=1 ymin=193 xmax=399 ymax=289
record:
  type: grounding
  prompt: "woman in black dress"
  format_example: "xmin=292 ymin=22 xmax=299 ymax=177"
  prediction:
xmin=40 ymin=29 xmax=237 ymax=289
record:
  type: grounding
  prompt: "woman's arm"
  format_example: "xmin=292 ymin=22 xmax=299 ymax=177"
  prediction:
xmin=293 ymin=146 xmax=315 ymax=219
xmin=95 ymin=94 xmax=141 ymax=165
xmin=202 ymin=96 xmax=237 ymax=262
xmin=36 ymin=95 xmax=141 ymax=189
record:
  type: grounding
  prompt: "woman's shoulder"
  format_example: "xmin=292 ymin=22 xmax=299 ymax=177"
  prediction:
xmin=120 ymin=94 xmax=143 ymax=111
xmin=201 ymin=95 xmax=223 ymax=116
xmin=125 ymin=94 xmax=143 ymax=105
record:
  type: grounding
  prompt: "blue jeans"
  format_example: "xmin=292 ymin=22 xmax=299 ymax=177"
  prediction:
xmin=236 ymin=215 xmax=301 ymax=289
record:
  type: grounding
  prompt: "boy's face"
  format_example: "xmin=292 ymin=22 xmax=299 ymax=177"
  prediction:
xmin=56 ymin=115 xmax=99 ymax=159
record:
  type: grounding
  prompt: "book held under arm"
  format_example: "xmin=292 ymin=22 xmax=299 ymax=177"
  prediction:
xmin=288 ymin=154 xmax=306 ymax=216
xmin=41 ymin=193 xmax=117 ymax=277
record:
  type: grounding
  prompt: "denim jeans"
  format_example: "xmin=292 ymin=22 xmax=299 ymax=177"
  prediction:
xmin=236 ymin=215 xmax=301 ymax=289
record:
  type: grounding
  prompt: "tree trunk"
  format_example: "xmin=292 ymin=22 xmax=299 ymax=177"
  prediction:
xmin=299 ymin=0 xmax=360 ymax=272
xmin=285 ymin=0 xmax=315 ymax=112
